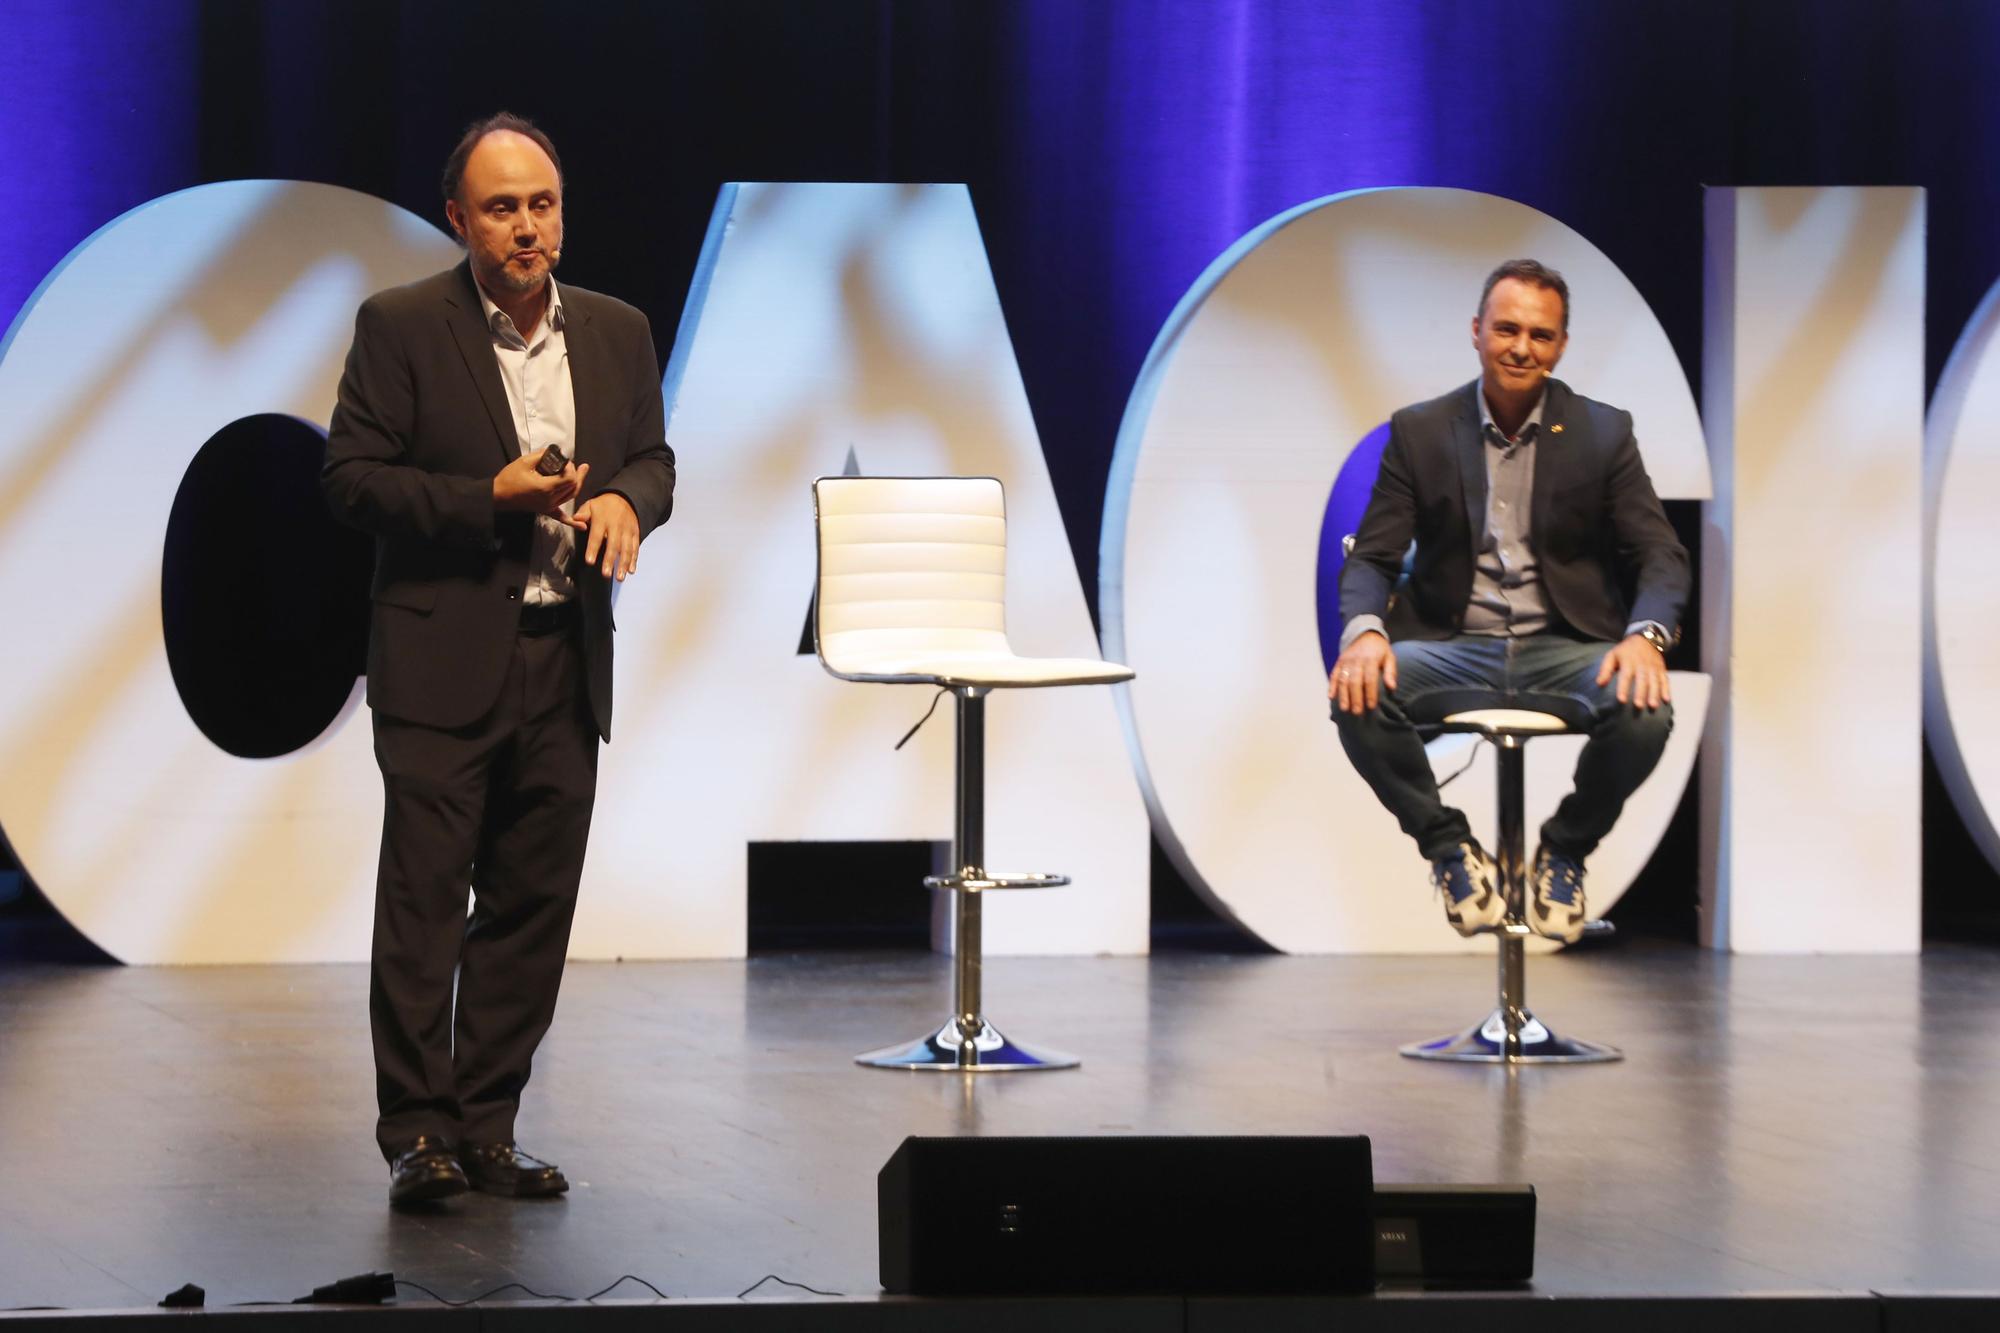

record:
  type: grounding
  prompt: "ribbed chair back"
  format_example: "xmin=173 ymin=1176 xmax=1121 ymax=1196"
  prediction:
xmin=813 ymin=476 xmax=1010 ymax=679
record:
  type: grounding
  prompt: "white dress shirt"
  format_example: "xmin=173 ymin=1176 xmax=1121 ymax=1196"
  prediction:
xmin=478 ymin=278 xmax=577 ymax=606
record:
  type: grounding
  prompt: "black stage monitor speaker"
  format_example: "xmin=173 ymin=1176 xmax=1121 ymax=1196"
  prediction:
xmin=878 ymin=1134 xmax=1374 ymax=1296
xmin=1373 ymin=1183 xmax=1536 ymax=1282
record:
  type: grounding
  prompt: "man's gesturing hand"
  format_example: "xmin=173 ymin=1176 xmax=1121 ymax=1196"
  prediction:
xmin=494 ymin=451 xmax=588 ymax=514
xmin=1330 ymin=630 xmax=1397 ymax=714
xmin=569 ymin=490 xmax=641 ymax=582
xmin=1597 ymin=634 xmax=1672 ymax=710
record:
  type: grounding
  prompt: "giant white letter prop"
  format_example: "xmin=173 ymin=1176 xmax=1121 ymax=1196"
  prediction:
xmin=572 ymin=183 xmax=1147 ymax=958
xmin=1104 ymin=188 xmax=1712 ymax=953
xmin=1701 ymin=187 xmax=1925 ymax=953
xmin=0 ymin=182 xmax=458 ymax=962
xmin=1926 ymin=272 xmax=2000 ymax=878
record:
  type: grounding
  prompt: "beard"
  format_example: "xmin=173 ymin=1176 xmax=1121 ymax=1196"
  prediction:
xmin=490 ymin=249 xmax=550 ymax=295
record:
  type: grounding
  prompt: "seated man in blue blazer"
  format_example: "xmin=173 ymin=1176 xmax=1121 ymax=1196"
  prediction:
xmin=1330 ymin=259 xmax=1686 ymax=943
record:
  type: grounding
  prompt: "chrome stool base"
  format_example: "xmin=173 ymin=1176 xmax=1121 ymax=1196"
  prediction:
xmin=1401 ymin=1006 xmax=1622 ymax=1064
xmin=857 ymin=1017 xmax=1078 ymax=1072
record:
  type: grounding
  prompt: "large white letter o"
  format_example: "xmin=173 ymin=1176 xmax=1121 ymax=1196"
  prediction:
xmin=1102 ymin=188 xmax=1712 ymax=953
xmin=1926 ymin=274 xmax=2000 ymax=876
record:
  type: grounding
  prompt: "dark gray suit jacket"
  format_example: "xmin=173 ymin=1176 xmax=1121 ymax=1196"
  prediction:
xmin=1340 ymin=378 xmax=1687 ymax=644
xmin=322 ymin=260 xmax=676 ymax=740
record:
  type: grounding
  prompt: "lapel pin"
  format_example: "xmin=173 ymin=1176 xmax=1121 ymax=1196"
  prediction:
xmin=1550 ymin=423 xmax=1564 ymax=434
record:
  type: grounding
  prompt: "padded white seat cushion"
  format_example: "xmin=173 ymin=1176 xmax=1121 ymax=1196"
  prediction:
xmin=1440 ymin=708 xmax=1572 ymax=734
xmin=814 ymin=476 xmax=1134 ymax=688
xmin=826 ymin=650 xmax=1134 ymax=688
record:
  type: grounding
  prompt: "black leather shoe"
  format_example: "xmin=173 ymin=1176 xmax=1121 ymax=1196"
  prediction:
xmin=460 ymin=1141 xmax=569 ymax=1198
xmin=389 ymin=1135 xmax=468 ymax=1205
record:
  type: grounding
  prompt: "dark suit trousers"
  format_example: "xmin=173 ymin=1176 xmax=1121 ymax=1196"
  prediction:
xmin=369 ymin=621 xmax=598 ymax=1160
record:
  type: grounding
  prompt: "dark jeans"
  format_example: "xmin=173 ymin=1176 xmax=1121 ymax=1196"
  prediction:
xmin=1332 ymin=632 xmax=1672 ymax=862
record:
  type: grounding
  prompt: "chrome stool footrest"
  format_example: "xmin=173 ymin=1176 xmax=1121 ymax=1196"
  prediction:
xmin=922 ymin=869 xmax=1070 ymax=893
xmin=856 ymin=1016 xmax=1079 ymax=1072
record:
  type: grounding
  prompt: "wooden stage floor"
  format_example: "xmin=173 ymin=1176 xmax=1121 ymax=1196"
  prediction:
xmin=1 ymin=943 xmax=1997 ymax=1324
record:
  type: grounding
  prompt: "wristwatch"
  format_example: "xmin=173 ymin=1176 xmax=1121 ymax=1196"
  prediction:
xmin=1636 ymin=623 xmax=1673 ymax=655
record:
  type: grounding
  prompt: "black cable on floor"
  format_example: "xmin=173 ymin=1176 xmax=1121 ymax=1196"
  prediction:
xmin=736 ymin=1273 xmax=845 ymax=1299
xmin=583 ymin=1274 xmax=673 ymax=1302
xmin=118 ymin=1270 xmax=815 ymax=1310
xmin=396 ymin=1274 xmax=678 ymax=1305
xmin=394 ymin=1279 xmax=574 ymax=1307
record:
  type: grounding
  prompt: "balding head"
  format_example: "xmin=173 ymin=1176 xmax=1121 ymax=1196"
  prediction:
xmin=442 ymin=114 xmax=564 ymax=306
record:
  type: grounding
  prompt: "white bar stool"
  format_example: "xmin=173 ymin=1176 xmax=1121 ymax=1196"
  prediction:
xmin=812 ymin=476 xmax=1134 ymax=1071
xmin=1399 ymin=695 xmax=1622 ymax=1065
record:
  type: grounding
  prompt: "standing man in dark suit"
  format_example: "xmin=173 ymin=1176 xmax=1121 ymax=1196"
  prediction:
xmin=323 ymin=112 xmax=675 ymax=1205
xmin=1330 ymin=259 xmax=1685 ymax=944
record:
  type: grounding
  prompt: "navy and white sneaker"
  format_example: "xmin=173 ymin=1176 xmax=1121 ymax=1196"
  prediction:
xmin=1431 ymin=841 xmax=1505 ymax=937
xmin=1529 ymin=845 xmax=1588 ymax=943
